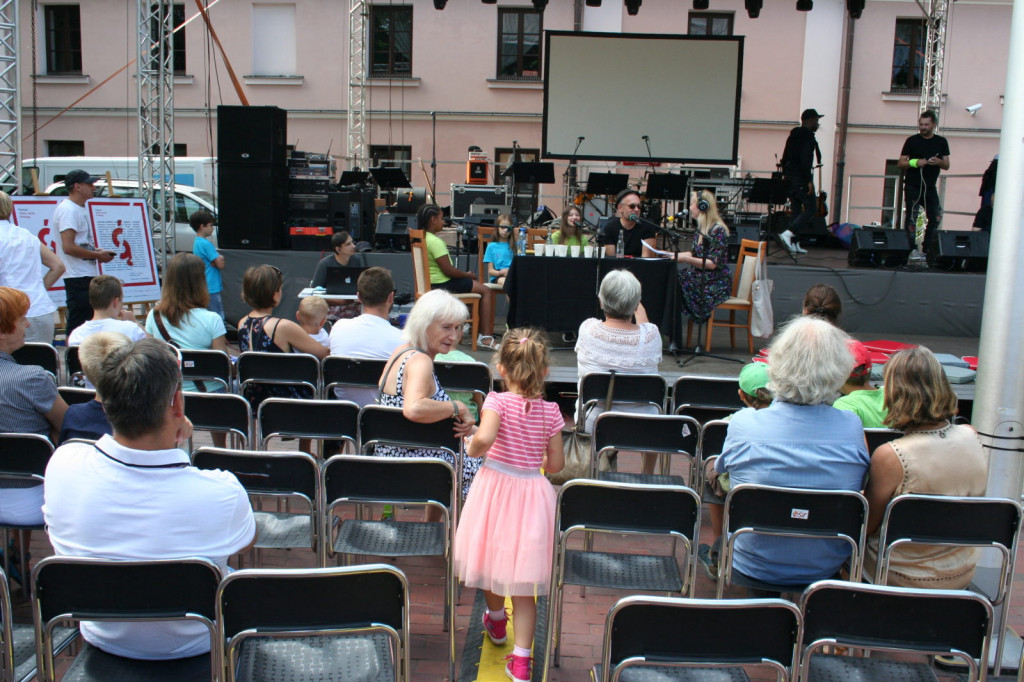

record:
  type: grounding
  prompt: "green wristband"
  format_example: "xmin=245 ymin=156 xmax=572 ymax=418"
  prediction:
xmin=909 ymin=158 xmax=919 ymax=168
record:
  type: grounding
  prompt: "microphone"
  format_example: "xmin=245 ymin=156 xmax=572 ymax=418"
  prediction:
xmin=628 ymin=213 xmax=639 ymax=222
xmin=578 ymin=136 xmax=585 ymax=141
xmin=642 ymin=135 xmax=650 ymax=141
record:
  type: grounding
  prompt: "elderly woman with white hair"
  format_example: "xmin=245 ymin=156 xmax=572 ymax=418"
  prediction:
xmin=376 ymin=289 xmax=480 ymax=499
xmin=714 ymin=315 xmax=870 ymax=592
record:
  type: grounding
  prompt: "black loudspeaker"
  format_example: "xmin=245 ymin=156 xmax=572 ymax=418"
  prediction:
xmin=217 ymin=105 xmax=287 ymax=165
xmin=727 ymin=226 xmax=761 ymax=263
xmin=927 ymin=231 xmax=989 ymax=271
xmin=374 ymin=213 xmax=417 ymax=251
xmin=218 ymin=164 xmax=288 ymax=250
xmin=848 ymin=229 xmax=912 ymax=268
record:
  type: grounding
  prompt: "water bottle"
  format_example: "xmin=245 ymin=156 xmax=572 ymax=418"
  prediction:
xmin=546 ymin=227 xmax=554 ymax=246
xmin=517 ymin=226 xmax=527 ymax=256
xmin=615 ymin=229 xmax=624 ymax=257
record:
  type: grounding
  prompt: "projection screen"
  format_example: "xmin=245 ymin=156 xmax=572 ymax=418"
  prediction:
xmin=543 ymin=32 xmax=743 ymax=165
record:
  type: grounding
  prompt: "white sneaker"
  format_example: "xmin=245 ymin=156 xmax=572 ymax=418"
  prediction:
xmin=793 ymin=240 xmax=808 ymax=254
xmin=779 ymin=230 xmax=798 ymax=253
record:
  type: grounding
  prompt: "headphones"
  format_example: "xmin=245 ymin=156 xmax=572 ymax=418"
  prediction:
xmin=615 ymin=188 xmax=640 ymax=207
xmin=695 ymin=191 xmax=711 ymax=213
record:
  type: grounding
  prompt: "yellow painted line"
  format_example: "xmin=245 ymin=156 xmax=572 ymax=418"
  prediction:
xmin=476 ymin=596 xmax=515 ymax=681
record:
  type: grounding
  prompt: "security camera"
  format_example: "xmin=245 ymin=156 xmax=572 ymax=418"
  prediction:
xmin=966 ymin=103 xmax=983 ymax=115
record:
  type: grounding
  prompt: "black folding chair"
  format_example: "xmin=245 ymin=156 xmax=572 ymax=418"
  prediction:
xmin=672 ymin=375 xmax=744 ymax=424
xmin=591 ymin=412 xmax=700 ymax=485
xmin=872 ymin=494 xmax=1022 ymax=675
xmin=320 ymin=356 xmax=387 ymax=404
xmin=12 ymin=343 xmax=58 ymax=382
xmin=57 ymin=386 xmax=96 ymax=406
xmin=0 ymin=434 xmax=52 ymax=590
xmin=0 ymin=567 xmax=76 ymax=682
xmin=192 ymin=447 xmax=322 ymax=567
xmin=236 ymin=351 xmax=319 ymax=407
xmin=322 ymin=454 xmax=457 ymax=681
xmin=181 ymin=349 xmax=234 ymax=393
xmin=864 ymin=427 xmax=902 ymax=453
xmin=217 ymin=564 xmax=410 ymax=682
xmin=544 ymin=479 xmax=701 ymax=679
xmin=63 ymin=345 xmax=84 ymax=387
xmin=799 ymin=579 xmax=993 ymax=682
xmin=433 ymin=360 xmax=493 ymax=400
xmin=183 ymin=391 xmax=253 ymax=449
xmin=717 ymin=483 xmax=869 ymax=598
xmin=31 ymin=557 xmax=221 ymax=681
xmin=579 ymin=372 xmax=668 ymax=419
xmin=592 ymin=594 xmax=801 ymax=682
xmin=257 ymin=398 xmax=359 ymax=457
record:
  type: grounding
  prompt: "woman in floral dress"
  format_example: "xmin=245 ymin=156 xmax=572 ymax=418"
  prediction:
xmin=674 ymin=189 xmax=732 ymax=323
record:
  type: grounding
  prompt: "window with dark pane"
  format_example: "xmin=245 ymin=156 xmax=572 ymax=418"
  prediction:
xmin=891 ymin=18 xmax=926 ymax=92
xmin=370 ymin=5 xmax=413 ymax=77
xmin=688 ymin=12 xmax=733 ymax=36
xmin=498 ymin=8 xmax=542 ymax=80
xmin=44 ymin=5 xmax=83 ymax=74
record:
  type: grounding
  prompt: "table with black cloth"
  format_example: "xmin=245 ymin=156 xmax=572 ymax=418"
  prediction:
xmin=504 ymin=255 xmax=681 ymax=343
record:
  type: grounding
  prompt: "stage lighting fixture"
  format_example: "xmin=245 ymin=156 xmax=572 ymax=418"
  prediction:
xmin=693 ymin=0 xmax=710 ymax=9
xmin=625 ymin=0 xmax=642 ymax=15
xmin=433 ymin=0 xmax=447 ymax=8
xmin=745 ymin=0 xmax=762 ymax=17
xmin=586 ymin=0 xmax=602 ymax=6
xmin=796 ymin=0 xmax=813 ymax=9
xmin=847 ymin=0 xmax=864 ymax=18
xmin=482 ymin=0 xmax=497 ymax=4
xmin=532 ymin=0 xmax=548 ymax=10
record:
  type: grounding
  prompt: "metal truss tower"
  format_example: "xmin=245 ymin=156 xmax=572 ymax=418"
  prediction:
xmin=138 ymin=0 xmax=175 ymax=267
xmin=920 ymin=0 xmax=951 ymax=116
xmin=0 ymin=0 xmax=19 ymax=194
xmin=348 ymin=0 xmax=367 ymax=169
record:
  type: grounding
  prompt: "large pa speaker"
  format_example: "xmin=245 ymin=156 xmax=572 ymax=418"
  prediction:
xmin=848 ymin=229 xmax=912 ymax=268
xmin=927 ymin=231 xmax=989 ymax=272
xmin=218 ymin=164 xmax=289 ymax=250
xmin=374 ymin=213 xmax=417 ymax=251
xmin=727 ymin=225 xmax=761 ymax=263
xmin=217 ymin=105 xmax=287 ymax=165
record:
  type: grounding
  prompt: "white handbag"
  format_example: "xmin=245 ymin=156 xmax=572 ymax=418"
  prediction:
xmin=750 ymin=242 xmax=774 ymax=338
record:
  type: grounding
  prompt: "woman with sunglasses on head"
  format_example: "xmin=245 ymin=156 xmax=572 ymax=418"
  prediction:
xmin=601 ymin=189 xmax=657 ymax=258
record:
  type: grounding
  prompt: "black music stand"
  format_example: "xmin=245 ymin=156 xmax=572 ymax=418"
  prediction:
xmin=339 ymin=171 xmax=370 ymax=186
xmin=748 ymin=177 xmax=796 ymax=263
xmin=370 ymin=166 xmax=412 ymax=212
xmin=509 ymin=162 xmax=555 ymax=185
xmin=585 ymin=172 xmax=629 ymax=196
xmin=645 ymin=173 xmax=689 ymax=201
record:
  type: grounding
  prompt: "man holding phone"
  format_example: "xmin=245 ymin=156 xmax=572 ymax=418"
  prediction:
xmin=898 ymin=111 xmax=950 ymax=257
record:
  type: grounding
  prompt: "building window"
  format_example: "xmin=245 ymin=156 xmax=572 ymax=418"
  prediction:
xmin=251 ymin=4 xmax=296 ymax=76
xmin=147 ymin=4 xmax=186 ymax=74
xmin=891 ymin=18 xmax=926 ymax=92
xmin=369 ymin=144 xmax=412 ymax=179
xmin=688 ymin=12 xmax=733 ymax=36
xmin=44 ymin=5 xmax=83 ymax=75
xmin=46 ymin=140 xmax=84 ymax=156
xmin=494 ymin=147 xmax=539 ymax=182
xmin=370 ymin=5 xmax=412 ymax=77
xmin=498 ymin=8 xmax=542 ymax=80
xmin=174 ymin=143 xmax=188 ymax=156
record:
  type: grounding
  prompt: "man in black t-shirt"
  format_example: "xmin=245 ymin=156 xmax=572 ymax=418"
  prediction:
xmin=778 ymin=108 xmax=824 ymax=254
xmin=601 ymin=189 xmax=657 ymax=258
xmin=898 ymin=110 xmax=950 ymax=255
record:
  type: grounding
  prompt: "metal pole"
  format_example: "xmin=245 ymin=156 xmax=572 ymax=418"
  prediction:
xmin=831 ymin=10 xmax=856 ymax=224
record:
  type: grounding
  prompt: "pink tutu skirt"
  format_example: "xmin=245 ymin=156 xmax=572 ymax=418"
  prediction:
xmin=454 ymin=461 xmax=557 ymax=597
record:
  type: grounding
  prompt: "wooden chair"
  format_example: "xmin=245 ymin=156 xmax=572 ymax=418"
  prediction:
xmin=476 ymin=226 xmax=507 ymax=337
xmin=409 ymin=229 xmax=480 ymax=350
xmin=526 ymin=227 xmax=549 ymax=248
xmin=696 ymin=238 xmax=764 ymax=353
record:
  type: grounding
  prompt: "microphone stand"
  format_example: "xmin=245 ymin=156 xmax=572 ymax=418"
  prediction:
xmin=430 ymin=112 xmax=438 ymax=202
xmin=564 ymin=136 xmax=584 ymax=208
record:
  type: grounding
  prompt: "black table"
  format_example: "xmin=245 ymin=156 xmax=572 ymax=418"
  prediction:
xmin=504 ymin=255 xmax=681 ymax=342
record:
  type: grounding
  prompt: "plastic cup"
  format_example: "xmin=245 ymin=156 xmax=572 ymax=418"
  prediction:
xmin=569 ymin=245 xmax=581 ymax=257
xmin=583 ymin=245 xmax=596 ymax=258
xmin=555 ymin=244 xmax=568 ymax=257
xmin=534 ymin=244 xmax=545 ymax=256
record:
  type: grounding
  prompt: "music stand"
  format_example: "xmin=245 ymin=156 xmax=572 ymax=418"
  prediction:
xmin=585 ymin=173 xmax=629 ymax=196
xmin=645 ymin=173 xmax=689 ymax=201
xmin=369 ymin=166 xmax=411 ymax=189
xmin=339 ymin=170 xmax=370 ymax=186
xmin=509 ymin=162 xmax=555 ymax=184
xmin=748 ymin=177 xmax=797 ymax=263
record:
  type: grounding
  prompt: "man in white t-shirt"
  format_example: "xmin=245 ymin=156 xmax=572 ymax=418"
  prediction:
xmin=67 ymin=275 xmax=148 ymax=347
xmin=53 ymin=170 xmax=116 ymax=336
xmin=328 ymin=266 xmax=403 ymax=405
xmin=44 ymin=339 xmax=255 ymax=660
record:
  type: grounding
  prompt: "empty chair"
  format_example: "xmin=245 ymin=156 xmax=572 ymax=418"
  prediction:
xmin=672 ymin=375 xmax=744 ymax=424
xmin=0 ymin=567 xmax=77 ymax=682
xmin=592 ymin=595 xmax=801 ymax=682
xmin=192 ymin=447 xmax=322 ymax=567
xmin=578 ymin=371 xmax=667 ymax=432
xmin=31 ymin=557 xmax=221 ymax=681
xmin=799 ymin=579 xmax=993 ymax=682
xmin=322 ymin=454 xmax=457 ymax=681
xmin=217 ymin=564 xmax=411 ymax=682
xmin=717 ymin=483 xmax=869 ymax=598
xmin=433 ymin=360 xmax=493 ymax=401
xmin=180 ymin=349 xmax=234 ymax=393
xmin=236 ymin=351 xmax=319 ymax=409
xmin=544 ymin=479 xmax=701 ymax=678
xmin=57 ymin=386 xmax=96 ymax=406
xmin=63 ymin=345 xmax=84 ymax=386
xmin=0 ymin=433 xmax=53 ymax=587
xmin=11 ymin=342 xmax=58 ymax=382
xmin=591 ymin=412 xmax=700 ymax=485
xmin=183 ymin=391 xmax=252 ymax=449
xmin=257 ymin=397 xmax=359 ymax=457
xmin=321 ymin=356 xmax=388 ymax=404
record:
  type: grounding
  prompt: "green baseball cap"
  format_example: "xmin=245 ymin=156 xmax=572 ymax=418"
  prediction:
xmin=739 ymin=362 xmax=770 ymax=396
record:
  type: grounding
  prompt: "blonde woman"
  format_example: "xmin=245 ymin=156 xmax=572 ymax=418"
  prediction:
xmin=673 ymin=189 xmax=732 ymax=323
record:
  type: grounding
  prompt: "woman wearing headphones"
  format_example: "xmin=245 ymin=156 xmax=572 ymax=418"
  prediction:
xmin=601 ymin=189 xmax=658 ymax=258
xmin=675 ymin=189 xmax=732 ymax=323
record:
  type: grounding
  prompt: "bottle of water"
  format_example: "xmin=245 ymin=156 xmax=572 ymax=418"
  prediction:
xmin=546 ymin=226 xmax=554 ymax=246
xmin=615 ymin=229 xmax=624 ymax=257
xmin=517 ymin=226 xmax=528 ymax=256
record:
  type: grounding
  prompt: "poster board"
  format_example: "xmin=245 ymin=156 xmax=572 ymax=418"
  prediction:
xmin=11 ymin=196 xmax=161 ymax=305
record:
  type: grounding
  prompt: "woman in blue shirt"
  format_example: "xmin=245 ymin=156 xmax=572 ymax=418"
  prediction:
xmin=483 ymin=214 xmax=516 ymax=285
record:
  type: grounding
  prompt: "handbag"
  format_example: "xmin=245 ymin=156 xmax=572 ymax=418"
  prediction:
xmin=750 ymin=242 xmax=775 ymax=339
xmin=153 ymin=311 xmax=206 ymax=392
xmin=546 ymin=371 xmax=616 ymax=485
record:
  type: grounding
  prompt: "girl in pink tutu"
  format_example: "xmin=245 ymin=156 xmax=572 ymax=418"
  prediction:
xmin=454 ymin=327 xmax=565 ymax=682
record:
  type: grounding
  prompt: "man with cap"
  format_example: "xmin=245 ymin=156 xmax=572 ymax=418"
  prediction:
xmin=834 ymin=340 xmax=888 ymax=428
xmin=53 ymin=170 xmax=115 ymax=336
xmin=778 ymin=108 xmax=825 ymax=254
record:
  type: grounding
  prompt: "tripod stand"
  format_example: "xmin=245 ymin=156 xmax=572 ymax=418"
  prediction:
xmin=748 ymin=177 xmax=797 ymax=264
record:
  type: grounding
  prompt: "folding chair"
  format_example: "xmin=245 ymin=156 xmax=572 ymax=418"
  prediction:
xmin=672 ymin=375 xmax=744 ymax=424
xmin=0 ymin=433 xmax=52 ymax=590
xmin=183 ymin=391 xmax=253 ymax=449
xmin=544 ymin=479 xmax=701 ymax=678
xmin=864 ymin=427 xmax=902 ymax=453
xmin=0 ymin=567 xmax=77 ymax=682
xmin=799 ymin=579 xmax=993 ymax=682
xmin=591 ymin=595 xmax=801 ymax=682
xmin=192 ymin=447 xmax=322 ymax=567
xmin=432 ymin=360 xmax=493 ymax=400
xmin=63 ymin=345 xmax=84 ymax=387
xmin=31 ymin=556 xmax=221 ymax=681
xmin=717 ymin=483 xmax=869 ymax=598
xmin=11 ymin=343 xmax=58 ymax=382
xmin=579 ymin=372 xmax=668 ymax=418
xmin=180 ymin=349 xmax=234 ymax=393
xmin=257 ymin=398 xmax=359 ymax=457
xmin=591 ymin=412 xmax=701 ymax=485
xmin=320 ymin=356 xmax=388 ymax=404
xmin=322 ymin=454 xmax=457 ymax=681
xmin=236 ymin=351 xmax=319 ymax=407
xmin=872 ymin=494 xmax=1022 ymax=675
xmin=218 ymin=564 xmax=410 ymax=682
xmin=57 ymin=386 xmax=96 ymax=406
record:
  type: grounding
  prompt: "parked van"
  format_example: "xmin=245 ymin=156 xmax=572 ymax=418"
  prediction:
xmin=45 ymin=179 xmax=217 ymax=254
xmin=25 ymin=157 xmax=216 ymax=195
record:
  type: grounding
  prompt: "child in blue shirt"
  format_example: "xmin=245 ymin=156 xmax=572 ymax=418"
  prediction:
xmin=483 ymin=214 xmax=515 ymax=285
xmin=190 ymin=210 xmax=225 ymax=320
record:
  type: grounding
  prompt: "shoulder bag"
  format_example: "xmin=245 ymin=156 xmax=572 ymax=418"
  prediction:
xmin=546 ymin=371 xmax=616 ymax=485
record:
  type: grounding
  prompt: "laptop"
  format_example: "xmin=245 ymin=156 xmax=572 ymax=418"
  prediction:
xmin=323 ymin=266 xmax=366 ymax=295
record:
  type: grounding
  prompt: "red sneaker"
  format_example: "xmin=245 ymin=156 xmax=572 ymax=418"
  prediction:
xmin=482 ymin=610 xmax=508 ymax=645
xmin=505 ymin=653 xmax=532 ymax=682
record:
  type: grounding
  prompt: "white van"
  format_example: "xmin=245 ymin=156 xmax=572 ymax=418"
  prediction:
xmin=45 ymin=179 xmax=217 ymax=253
xmin=26 ymin=157 xmax=216 ymax=195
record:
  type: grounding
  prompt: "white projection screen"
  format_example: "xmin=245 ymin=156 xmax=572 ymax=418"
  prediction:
xmin=543 ymin=32 xmax=743 ymax=164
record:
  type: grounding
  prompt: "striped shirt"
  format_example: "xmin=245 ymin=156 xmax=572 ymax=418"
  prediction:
xmin=0 ymin=351 xmax=58 ymax=438
xmin=481 ymin=391 xmax=563 ymax=471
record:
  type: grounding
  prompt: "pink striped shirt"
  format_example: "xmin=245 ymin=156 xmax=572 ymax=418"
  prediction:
xmin=482 ymin=391 xmax=564 ymax=471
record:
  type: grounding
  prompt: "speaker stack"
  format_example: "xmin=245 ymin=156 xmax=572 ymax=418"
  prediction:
xmin=217 ymin=105 xmax=288 ymax=250
xmin=847 ymin=229 xmax=912 ymax=268
xmin=927 ymin=231 xmax=989 ymax=272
